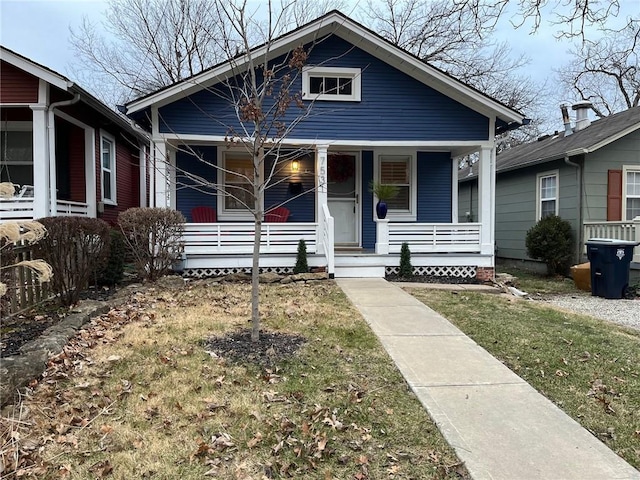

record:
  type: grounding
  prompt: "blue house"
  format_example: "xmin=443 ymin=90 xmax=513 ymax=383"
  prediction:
xmin=124 ymin=11 xmax=525 ymax=279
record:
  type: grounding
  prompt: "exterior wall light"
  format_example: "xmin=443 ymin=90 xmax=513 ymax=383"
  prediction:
xmin=291 ymin=159 xmax=300 ymax=172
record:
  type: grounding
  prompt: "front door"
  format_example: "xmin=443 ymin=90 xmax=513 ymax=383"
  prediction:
xmin=327 ymin=153 xmax=359 ymax=245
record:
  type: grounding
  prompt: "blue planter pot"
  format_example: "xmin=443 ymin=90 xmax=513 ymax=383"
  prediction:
xmin=376 ymin=201 xmax=388 ymax=219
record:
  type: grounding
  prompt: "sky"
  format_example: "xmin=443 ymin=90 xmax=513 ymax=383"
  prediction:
xmin=0 ymin=0 xmax=633 ymax=131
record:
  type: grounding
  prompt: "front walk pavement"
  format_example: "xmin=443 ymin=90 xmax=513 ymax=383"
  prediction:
xmin=336 ymin=278 xmax=640 ymax=480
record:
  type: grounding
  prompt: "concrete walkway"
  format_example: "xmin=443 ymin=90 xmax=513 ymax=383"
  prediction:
xmin=337 ymin=278 xmax=640 ymax=480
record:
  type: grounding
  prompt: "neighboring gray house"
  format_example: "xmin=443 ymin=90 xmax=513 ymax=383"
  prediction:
xmin=459 ymin=104 xmax=640 ymax=269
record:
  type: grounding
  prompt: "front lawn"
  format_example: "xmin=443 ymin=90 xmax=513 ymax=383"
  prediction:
xmin=1 ymin=281 xmax=467 ymax=479
xmin=407 ymin=287 xmax=640 ymax=469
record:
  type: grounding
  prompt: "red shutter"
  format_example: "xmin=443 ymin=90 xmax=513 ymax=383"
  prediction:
xmin=607 ymin=170 xmax=622 ymax=221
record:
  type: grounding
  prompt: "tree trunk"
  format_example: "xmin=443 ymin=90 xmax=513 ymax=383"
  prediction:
xmin=251 ymin=150 xmax=264 ymax=342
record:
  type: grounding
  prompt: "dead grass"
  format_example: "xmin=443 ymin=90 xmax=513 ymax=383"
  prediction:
xmin=1 ymin=281 xmax=466 ymax=479
xmin=407 ymin=287 xmax=640 ymax=469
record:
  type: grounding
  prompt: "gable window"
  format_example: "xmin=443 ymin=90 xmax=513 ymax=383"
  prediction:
xmin=100 ymin=131 xmax=117 ymax=204
xmin=302 ymin=67 xmax=361 ymax=102
xmin=376 ymin=153 xmax=416 ymax=220
xmin=536 ymin=171 xmax=558 ymax=220
xmin=624 ymin=166 xmax=640 ymax=220
xmin=220 ymin=151 xmax=255 ymax=218
xmin=0 ymin=121 xmax=33 ymax=189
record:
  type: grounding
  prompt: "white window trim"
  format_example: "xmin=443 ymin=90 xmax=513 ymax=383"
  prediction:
xmin=302 ymin=66 xmax=361 ymax=102
xmin=536 ymin=170 xmax=559 ymax=220
xmin=373 ymin=149 xmax=417 ymax=222
xmin=622 ymin=164 xmax=640 ymax=221
xmin=217 ymin=149 xmax=262 ymax=221
xmin=100 ymin=130 xmax=117 ymax=205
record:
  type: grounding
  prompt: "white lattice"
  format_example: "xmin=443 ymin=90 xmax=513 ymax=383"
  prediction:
xmin=386 ymin=265 xmax=476 ymax=278
xmin=183 ymin=266 xmax=294 ymax=278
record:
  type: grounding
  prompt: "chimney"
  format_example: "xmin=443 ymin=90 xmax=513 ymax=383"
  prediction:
xmin=572 ymin=101 xmax=592 ymax=131
xmin=560 ymin=104 xmax=573 ymax=136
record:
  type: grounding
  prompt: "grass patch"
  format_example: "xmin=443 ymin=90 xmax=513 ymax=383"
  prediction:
xmin=498 ymin=265 xmax=580 ymax=295
xmin=407 ymin=288 xmax=640 ymax=469
xmin=2 ymin=282 xmax=466 ymax=479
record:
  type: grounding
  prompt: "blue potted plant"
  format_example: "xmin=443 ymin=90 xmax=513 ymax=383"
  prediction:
xmin=369 ymin=181 xmax=399 ymax=219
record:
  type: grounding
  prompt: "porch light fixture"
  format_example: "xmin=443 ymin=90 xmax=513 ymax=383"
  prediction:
xmin=291 ymin=159 xmax=300 ymax=172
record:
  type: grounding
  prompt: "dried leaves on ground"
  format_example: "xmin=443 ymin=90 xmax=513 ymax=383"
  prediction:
xmin=1 ymin=281 xmax=467 ymax=479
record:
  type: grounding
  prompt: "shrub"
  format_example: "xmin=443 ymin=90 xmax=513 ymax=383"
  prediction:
xmin=35 ymin=217 xmax=110 ymax=306
xmin=399 ymin=242 xmax=413 ymax=278
xmin=293 ymin=239 xmax=309 ymax=274
xmin=119 ymin=208 xmax=185 ymax=282
xmin=525 ymin=215 xmax=574 ymax=275
xmin=96 ymin=229 xmax=126 ymax=286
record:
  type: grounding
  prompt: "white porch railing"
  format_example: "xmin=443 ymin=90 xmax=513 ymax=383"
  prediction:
xmin=377 ymin=222 xmax=482 ymax=254
xmin=183 ymin=222 xmax=319 ymax=255
xmin=56 ymin=200 xmax=90 ymax=217
xmin=0 ymin=198 xmax=36 ymax=221
xmin=320 ymin=204 xmax=335 ymax=276
xmin=584 ymin=218 xmax=640 ymax=262
xmin=0 ymin=199 xmax=90 ymax=221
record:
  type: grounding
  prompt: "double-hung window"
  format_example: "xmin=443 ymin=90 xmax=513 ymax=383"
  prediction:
xmin=536 ymin=171 xmax=558 ymax=220
xmin=220 ymin=152 xmax=255 ymax=217
xmin=376 ymin=154 xmax=416 ymax=220
xmin=302 ymin=67 xmax=361 ymax=102
xmin=624 ymin=167 xmax=640 ymax=220
xmin=100 ymin=131 xmax=116 ymax=204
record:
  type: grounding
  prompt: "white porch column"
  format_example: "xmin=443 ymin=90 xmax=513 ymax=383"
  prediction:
xmin=85 ymin=127 xmax=97 ymax=217
xmin=154 ymin=139 xmax=169 ymax=208
xmin=375 ymin=219 xmax=389 ymax=254
xmin=634 ymin=216 xmax=640 ymax=263
xmin=30 ymin=104 xmax=49 ymax=218
xmin=139 ymin=144 xmax=147 ymax=207
xmin=478 ymin=146 xmax=495 ymax=256
xmin=316 ymin=144 xmax=328 ymax=253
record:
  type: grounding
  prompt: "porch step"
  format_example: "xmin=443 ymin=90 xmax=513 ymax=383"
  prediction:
xmin=334 ymin=255 xmax=386 ymax=278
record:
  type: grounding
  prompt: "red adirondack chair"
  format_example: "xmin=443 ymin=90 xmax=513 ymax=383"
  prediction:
xmin=191 ymin=206 xmax=217 ymax=223
xmin=264 ymin=206 xmax=290 ymax=222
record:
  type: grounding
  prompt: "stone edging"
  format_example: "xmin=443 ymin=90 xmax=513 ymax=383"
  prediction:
xmin=0 ymin=296 xmax=127 ymax=408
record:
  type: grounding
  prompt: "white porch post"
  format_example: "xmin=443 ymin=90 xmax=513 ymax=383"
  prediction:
xmin=634 ymin=216 xmax=640 ymax=263
xmin=154 ymin=140 xmax=169 ymax=208
xmin=478 ymin=146 xmax=495 ymax=256
xmin=316 ymin=145 xmax=328 ymax=254
xmin=139 ymin=144 xmax=147 ymax=207
xmin=85 ymin=127 xmax=96 ymax=217
xmin=375 ymin=219 xmax=389 ymax=254
xmin=30 ymin=79 xmax=49 ymax=218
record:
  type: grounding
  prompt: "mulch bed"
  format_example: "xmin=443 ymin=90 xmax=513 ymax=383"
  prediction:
xmin=386 ymin=274 xmax=480 ymax=284
xmin=203 ymin=330 xmax=307 ymax=368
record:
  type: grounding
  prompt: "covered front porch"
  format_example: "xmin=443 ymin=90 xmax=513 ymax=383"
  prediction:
xmin=154 ymin=140 xmax=497 ymax=279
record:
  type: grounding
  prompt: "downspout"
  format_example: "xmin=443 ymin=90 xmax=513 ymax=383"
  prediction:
xmin=48 ymin=92 xmax=81 ymax=215
xmin=564 ymin=154 xmax=583 ymax=263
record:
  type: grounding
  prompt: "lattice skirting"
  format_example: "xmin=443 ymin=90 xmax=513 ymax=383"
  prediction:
xmin=386 ymin=265 xmax=477 ymax=278
xmin=183 ymin=266 xmax=294 ymax=278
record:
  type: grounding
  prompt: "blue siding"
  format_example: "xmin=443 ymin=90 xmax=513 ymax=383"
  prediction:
xmin=176 ymin=146 xmax=217 ymax=221
xmin=159 ymin=35 xmax=489 ymax=141
xmin=361 ymin=151 xmax=375 ymax=249
xmin=264 ymin=154 xmax=316 ymax=222
xmin=417 ymin=151 xmax=452 ymax=222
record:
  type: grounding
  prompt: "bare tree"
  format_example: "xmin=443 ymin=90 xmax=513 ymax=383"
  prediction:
xmin=69 ymin=0 xmax=228 ymax=105
xmin=152 ymin=0 xmax=330 ymax=342
xmin=557 ymin=20 xmax=639 ymax=117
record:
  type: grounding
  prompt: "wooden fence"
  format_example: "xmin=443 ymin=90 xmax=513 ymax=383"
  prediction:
xmin=1 ymin=241 xmax=51 ymax=316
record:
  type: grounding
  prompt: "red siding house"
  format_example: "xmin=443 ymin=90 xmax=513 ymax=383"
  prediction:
xmin=0 ymin=46 xmax=149 ymax=224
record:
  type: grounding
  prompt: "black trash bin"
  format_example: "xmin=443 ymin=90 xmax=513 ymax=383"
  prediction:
xmin=585 ymin=238 xmax=639 ymax=299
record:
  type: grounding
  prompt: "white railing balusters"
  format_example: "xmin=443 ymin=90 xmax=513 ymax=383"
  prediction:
xmin=386 ymin=222 xmax=481 ymax=253
xmin=321 ymin=205 xmax=335 ymax=276
xmin=584 ymin=219 xmax=640 ymax=262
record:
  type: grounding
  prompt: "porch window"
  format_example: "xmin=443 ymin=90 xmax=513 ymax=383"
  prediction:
xmin=0 ymin=121 xmax=33 ymax=189
xmin=378 ymin=155 xmax=411 ymax=212
xmin=100 ymin=131 xmax=117 ymax=204
xmin=624 ymin=167 xmax=640 ymax=220
xmin=536 ymin=171 xmax=558 ymax=220
xmin=221 ymin=152 xmax=255 ymax=216
xmin=302 ymin=67 xmax=361 ymax=102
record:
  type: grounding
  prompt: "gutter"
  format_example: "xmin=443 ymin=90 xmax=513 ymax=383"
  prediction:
xmin=48 ymin=92 xmax=81 ymax=216
xmin=564 ymin=154 xmax=583 ymax=264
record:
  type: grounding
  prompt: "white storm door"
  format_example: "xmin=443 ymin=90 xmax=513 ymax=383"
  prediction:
xmin=327 ymin=153 xmax=359 ymax=245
